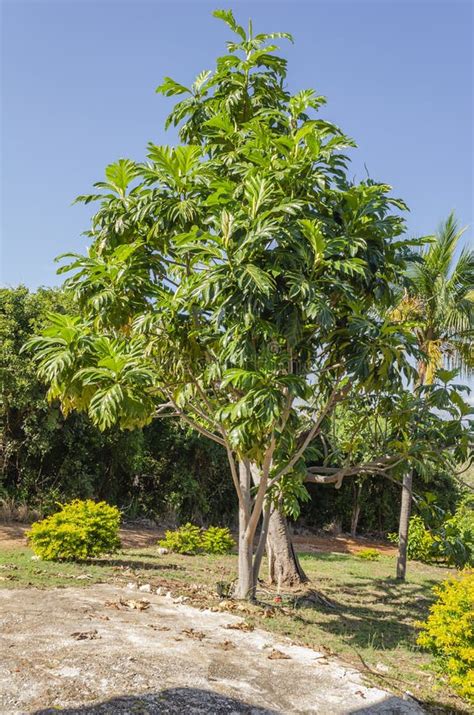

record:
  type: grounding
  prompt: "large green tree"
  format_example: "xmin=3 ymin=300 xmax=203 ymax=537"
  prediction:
xmin=28 ymin=10 xmax=472 ymax=598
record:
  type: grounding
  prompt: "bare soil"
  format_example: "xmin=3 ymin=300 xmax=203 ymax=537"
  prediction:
xmin=0 ymin=583 xmax=422 ymax=714
xmin=0 ymin=522 xmax=397 ymax=555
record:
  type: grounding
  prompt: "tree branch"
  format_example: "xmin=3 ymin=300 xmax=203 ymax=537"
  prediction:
xmin=269 ymin=383 xmax=347 ymax=488
xmin=164 ymin=391 xmax=226 ymax=446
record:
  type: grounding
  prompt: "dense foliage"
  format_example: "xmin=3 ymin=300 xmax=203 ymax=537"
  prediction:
xmin=0 ymin=284 xmax=469 ymax=541
xmin=388 ymin=516 xmax=435 ymax=563
xmin=432 ymin=496 xmax=474 ymax=568
xmin=27 ymin=499 xmax=121 ymax=560
xmin=417 ymin=571 xmax=474 ymax=702
xmin=388 ymin=502 xmax=474 ymax=569
xmin=0 ymin=286 xmax=233 ymax=524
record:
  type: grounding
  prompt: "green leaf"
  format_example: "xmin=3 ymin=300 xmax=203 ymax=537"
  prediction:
xmin=213 ymin=9 xmax=246 ymax=40
xmin=156 ymin=76 xmax=190 ymax=96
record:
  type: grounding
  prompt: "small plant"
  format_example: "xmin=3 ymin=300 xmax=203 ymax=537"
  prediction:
xmin=159 ymin=523 xmax=203 ymax=554
xmin=417 ymin=571 xmax=474 ymax=702
xmin=201 ymin=526 xmax=235 ymax=555
xmin=357 ymin=548 xmax=380 ymax=561
xmin=388 ymin=515 xmax=435 ymax=563
xmin=27 ymin=499 xmax=121 ymax=561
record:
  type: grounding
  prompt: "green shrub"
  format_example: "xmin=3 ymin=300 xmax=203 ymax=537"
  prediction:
xmin=201 ymin=526 xmax=235 ymax=554
xmin=159 ymin=523 xmax=203 ymax=554
xmin=357 ymin=548 xmax=380 ymax=561
xmin=389 ymin=503 xmax=474 ymax=569
xmin=432 ymin=497 xmax=474 ymax=569
xmin=417 ymin=571 xmax=474 ymax=702
xmin=159 ymin=523 xmax=236 ymax=555
xmin=388 ymin=515 xmax=435 ymax=563
xmin=27 ymin=499 xmax=121 ymax=561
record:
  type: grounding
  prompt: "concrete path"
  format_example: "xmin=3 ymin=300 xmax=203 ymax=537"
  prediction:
xmin=0 ymin=585 xmax=424 ymax=714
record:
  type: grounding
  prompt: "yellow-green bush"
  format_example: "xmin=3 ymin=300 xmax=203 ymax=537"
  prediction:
xmin=159 ymin=523 xmax=235 ymax=555
xmin=201 ymin=526 xmax=235 ymax=554
xmin=159 ymin=523 xmax=203 ymax=554
xmin=27 ymin=499 xmax=121 ymax=561
xmin=417 ymin=571 xmax=474 ymax=702
xmin=357 ymin=548 xmax=381 ymax=561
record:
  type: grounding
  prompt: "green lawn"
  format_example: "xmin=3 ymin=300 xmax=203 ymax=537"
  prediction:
xmin=0 ymin=544 xmax=466 ymax=713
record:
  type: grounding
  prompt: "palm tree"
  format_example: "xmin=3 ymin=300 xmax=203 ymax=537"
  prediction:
xmin=395 ymin=212 xmax=474 ymax=578
xmin=401 ymin=212 xmax=473 ymax=381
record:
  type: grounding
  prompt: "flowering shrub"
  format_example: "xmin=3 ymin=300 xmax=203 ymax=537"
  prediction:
xmin=417 ymin=571 xmax=474 ymax=702
xmin=27 ymin=499 xmax=121 ymax=561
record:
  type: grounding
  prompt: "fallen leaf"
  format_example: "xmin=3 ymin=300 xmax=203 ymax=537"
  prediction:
xmin=268 ymin=649 xmax=290 ymax=660
xmin=120 ymin=598 xmax=150 ymax=611
xmin=70 ymin=630 xmax=99 ymax=641
xmin=104 ymin=600 xmax=121 ymax=610
xmin=182 ymin=628 xmax=206 ymax=641
xmin=218 ymin=640 xmax=236 ymax=651
xmin=225 ymin=622 xmax=254 ymax=632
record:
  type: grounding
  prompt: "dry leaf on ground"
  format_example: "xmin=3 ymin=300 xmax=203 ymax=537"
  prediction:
xmin=218 ymin=640 xmax=236 ymax=651
xmin=225 ymin=622 xmax=254 ymax=632
xmin=182 ymin=628 xmax=206 ymax=641
xmin=70 ymin=630 xmax=99 ymax=641
xmin=120 ymin=598 xmax=150 ymax=611
xmin=268 ymin=649 xmax=290 ymax=660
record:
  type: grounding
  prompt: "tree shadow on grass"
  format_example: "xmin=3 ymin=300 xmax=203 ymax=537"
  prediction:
xmin=300 ymin=551 xmax=354 ymax=562
xmin=89 ymin=557 xmax=185 ymax=572
xmin=32 ymin=687 xmax=279 ymax=714
xmin=278 ymin=575 xmax=438 ymax=652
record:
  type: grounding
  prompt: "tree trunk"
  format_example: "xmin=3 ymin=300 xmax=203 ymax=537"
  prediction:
xmin=236 ymin=509 xmax=254 ymax=600
xmin=350 ymin=481 xmax=362 ymax=537
xmin=266 ymin=506 xmax=308 ymax=589
xmin=234 ymin=461 xmax=256 ymax=600
xmin=246 ymin=462 xmax=307 ymax=589
xmin=396 ymin=470 xmax=413 ymax=580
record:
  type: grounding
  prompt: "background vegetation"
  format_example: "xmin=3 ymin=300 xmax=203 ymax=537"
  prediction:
xmin=1 ymin=286 xmax=467 ymax=537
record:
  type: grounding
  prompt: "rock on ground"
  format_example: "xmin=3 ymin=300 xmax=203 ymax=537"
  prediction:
xmin=0 ymin=585 xmax=424 ymax=714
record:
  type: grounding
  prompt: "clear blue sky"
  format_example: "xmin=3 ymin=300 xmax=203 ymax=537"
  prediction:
xmin=1 ymin=0 xmax=473 ymax=289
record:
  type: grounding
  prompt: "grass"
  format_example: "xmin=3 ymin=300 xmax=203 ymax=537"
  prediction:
xmin=0 ymin=543 xmax=467 ymax=713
